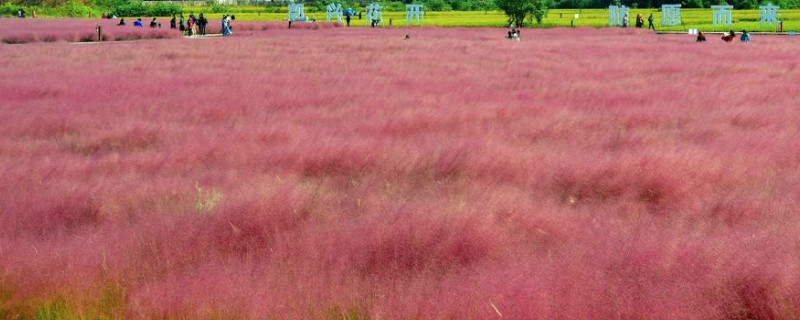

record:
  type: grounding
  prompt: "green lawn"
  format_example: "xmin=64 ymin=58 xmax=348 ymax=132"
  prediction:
xmin=177 ymin=7 xmax=800 ymax=32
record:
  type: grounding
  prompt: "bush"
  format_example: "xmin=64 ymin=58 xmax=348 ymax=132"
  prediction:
xmin=209 ymin=4 xmax=228 ymax=13
xmin=113 ymin=2 xmax=181 ymax=17
xmin=0 ymin=3 xmax=18 ymax=16
xmin=58 ymin=0 xmax=94 ymax=17
xmin=427 ymin=0 xmax=453 ymax=10
xmin=379 ymin=0 xmax=406 ymax=11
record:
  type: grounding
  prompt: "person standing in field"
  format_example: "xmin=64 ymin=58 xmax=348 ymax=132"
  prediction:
xmin=622 ymin=13 xmax=628 ymax=27
xmin=696 ymin=31 xmax=706 ymax=42
xmin=721 ymin=30 xmax=735 ymax=42
xmin=345 ymin=13 xmax=351 ymax=27
xmin=170 ymin=15 xmax=176 ymax=29
xmin=740 ymin=30 xmax=750 ymax=42
xmin=198 ymin=13 xmax=207 ymax=35
xmin=189 ymin=14 xmax=197 ymax=36
xmin=635 ymin=14 xmax=643 ymax=28
xmin=179 ymin=14 xmax=185 ymax=33
xmin=222 ymin=15 xmax=231 ymax=36
xmin=648 ymin=13 xmax=655 ymax=30
xmin=186 ymin=15 xmax=194 ymax=36
xmin=150 ymin=18 xmax=158 ymax=28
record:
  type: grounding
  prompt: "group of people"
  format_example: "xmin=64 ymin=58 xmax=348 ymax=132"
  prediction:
xmin=507 ymin=25 xmax=520 ymax=40
xmin=117 ymin=17 xmax=160 ymax=28
xmin=713 ymin=29 xmax=750 ymax=42
xmin=221 ymin=14 xmax=234 ymax=36
xmin=169 ymin=14 xmax=210 ymax=36
xmin=621 ymin=13 xmax=656 ymax=30
xmin=112 ymin=13 xmax=233 ymax=37
xmin=14 ymin=8 xmax=36 ymax=18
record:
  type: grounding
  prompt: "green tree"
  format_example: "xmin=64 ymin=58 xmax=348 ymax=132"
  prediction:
xmin=496 ymin=0 xmax=550 ymax=26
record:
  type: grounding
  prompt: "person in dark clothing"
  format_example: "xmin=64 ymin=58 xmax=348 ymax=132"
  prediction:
xmin=170 ymin=15 xmax=176 ymax=29
xmin=507 ymin=25 xmax=520 ymax=40
xmin=696 ymin=31 xmax=706 ymax=42
xmin=118 ymin=18 xmax=126 ymax=26
xmin=635 ymin=13 xmax=644 ymax=28
xmin=345 ymin=13 xmax=351 ymax=27
xmin=198 ymin=13 xmax=207 ymax=35
xmin=647 ymin=13 xmax=655 ymax=30
xmin=721 ymin=30 xmax=735 ymax=42
xmin=179 ymin=14 xmax=185 ymax=32
xmin=187 ymin=14 xmax=195 ymax=36
xmin=150 ymin=18 xmax=158 ymax=28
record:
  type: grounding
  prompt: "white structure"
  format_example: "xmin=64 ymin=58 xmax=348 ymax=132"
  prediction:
xmin=288 ymin=2 xmax=309 ymax=22
xmin=759 ymin=3 xmax=780 ymax=27
xmin=711 ymin=5 xmax=733 ymax=27
xmin=405 ymin=4 xmax=424 ymax=25
xmin=326 ymin=3 xmax=343 ymax=22
xmin=608 ymin=5 xmax=629 ymax=27
xmin=660 ymin=4 xmax=681 ymax=26
xmin=366 ymin=3 xmax=382 ymax=26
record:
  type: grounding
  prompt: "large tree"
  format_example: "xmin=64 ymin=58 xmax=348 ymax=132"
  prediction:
xmin=496 ymin=0 xmax=551 ymax=26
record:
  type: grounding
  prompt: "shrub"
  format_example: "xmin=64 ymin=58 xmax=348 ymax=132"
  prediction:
xmin=112 ymin=2 xmax=180 ymax=17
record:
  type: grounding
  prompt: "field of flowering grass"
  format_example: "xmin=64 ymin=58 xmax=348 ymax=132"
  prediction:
xmin=0 ymin=19 xmax=342 ymax=44
xmin=2 ymin=27 xmax=800 ymax=319
xmin=0 ymin=19 xmax=182 ymax=44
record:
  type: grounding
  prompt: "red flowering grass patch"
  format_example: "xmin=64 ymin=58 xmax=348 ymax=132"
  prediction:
xmin=1 ymin=27 xmax=800 ymax=318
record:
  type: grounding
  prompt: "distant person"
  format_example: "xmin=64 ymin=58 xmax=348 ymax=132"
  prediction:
xmin=358 ymin=11 xmax=361 ymax=20
xmin=507 ymin=24 xmax=520 ymax=40
xmin=170 ymin=15 xmax=176 ymax=29
xmin=111 ymin=14 xmax=117 ymax=19
xmin=696 ymin=31 xmax=706 ymax=42
xmin=740 ymin=30 xmax=750 ymax=42
xmin=118 ymin=18 xmax=126 ymax=26
xmin=134 ymin=18 xmax=143 ymax=27
xmin=345 ymin=13 xmax=351 ymax=27
xmin=228 ymin=15 xmax=234 ymax=32
xmin=198 ymin=13 xmax=207 ymax=35
xmin=32 ymin=10 xmax=37 ymax=18
xmin=179 ymin=14 xmax=185 ymax=33
xmin=187 ymin=14 xmax=196 ymax=36
xmin=721 ymin=30 xmax=735 ymax=42
xmin=150 ymin=17 xmax=157 ymax=28
xmin=17 ymin=8 xmax=25 ymax=18
xmin=635 ymin=13 xmax=643 ymax=28
xmin=222 ymin=15 xmax=231 ymax=36
xmin=647 ymin=13 xmax=655 ymax=30
xmin=622 ymin=13 xmax=628 ymax=28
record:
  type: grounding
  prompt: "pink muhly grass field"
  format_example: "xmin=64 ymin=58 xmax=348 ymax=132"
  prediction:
xmin=0 ymin=19 xmax=183 ymax=44
xmin=0 ymin=19 xmax=340 ymax=44
xmin=1 ymin=27 xmax=800 ymax=318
